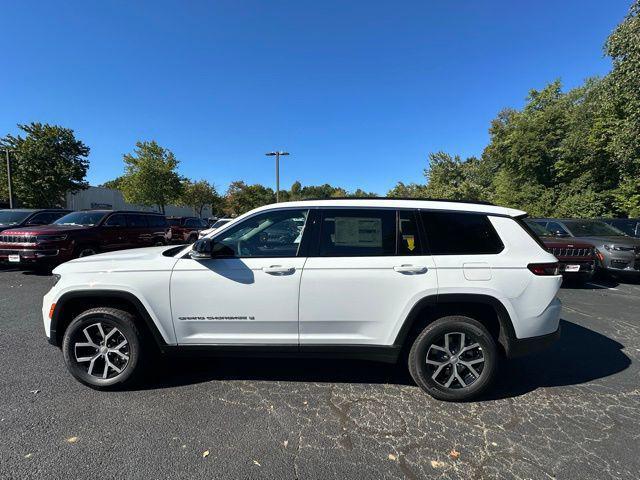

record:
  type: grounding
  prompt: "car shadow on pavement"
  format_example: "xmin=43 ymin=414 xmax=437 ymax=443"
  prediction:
xmin=484 ymin=319 xmax=630 ymax=400
xmin=138 ymin=319 xmax=630 ymax=401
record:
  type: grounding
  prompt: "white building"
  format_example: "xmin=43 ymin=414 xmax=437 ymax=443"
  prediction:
xmin=65 ymin=186 xmax=214 ymax=218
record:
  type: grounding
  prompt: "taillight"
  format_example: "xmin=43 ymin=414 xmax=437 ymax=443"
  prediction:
xmin=527 ymin=262 xmax=560 ymax=276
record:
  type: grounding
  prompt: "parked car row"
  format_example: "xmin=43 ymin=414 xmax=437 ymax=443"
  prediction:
xmin=0 ymin=209 xmax=214 ymax=267
xmin=526 ymin=217 xmax=640 ymax=280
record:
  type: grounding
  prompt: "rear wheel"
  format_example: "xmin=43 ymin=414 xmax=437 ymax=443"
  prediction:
xmin=408 ymin=315 xmax=497 ymax=401
xmin=62 ymin=308 xmax=144 ymax=389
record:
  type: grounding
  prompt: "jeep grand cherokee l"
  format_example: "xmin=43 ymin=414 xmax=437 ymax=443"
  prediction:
xmin=167 ymin=216 xmax=209 ymax=243
xmin=0 ymin=210 xmax=170 ymax=266
xmin=0 ymin=208 xmax=70 ymax=232
xmin=524 ymin=220 xmax=595 ymax=281
xmin=43 ymin=199 xmax=562 ymax=401
xmin=531 ymin=218 xmax=640 ymax=278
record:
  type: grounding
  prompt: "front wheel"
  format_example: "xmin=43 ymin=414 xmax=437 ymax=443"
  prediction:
xmin=408 ymin=315 xmax=498 ymax=401
xmin=62 ymin=308 xmax=144 ymax=389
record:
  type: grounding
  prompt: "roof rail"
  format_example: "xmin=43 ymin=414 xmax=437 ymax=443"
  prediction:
xmin=293 ymin=197 xmax=495 ymax=206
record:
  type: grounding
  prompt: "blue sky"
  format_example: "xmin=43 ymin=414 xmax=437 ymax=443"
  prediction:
xmin=0 ymin=0 xmax=630 ymax=195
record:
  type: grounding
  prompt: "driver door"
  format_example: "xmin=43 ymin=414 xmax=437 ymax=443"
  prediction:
xmin=170 ymin=208 xmax=310 ymax=345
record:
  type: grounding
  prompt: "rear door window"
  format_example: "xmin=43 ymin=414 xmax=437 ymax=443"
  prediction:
xmin=147 ymin=215 xmax=168 ymax=228
xmin=126 ymin=214 xmax=149 ymax=228
xmin=420 ymin=211 xmax=504 ymax=255
xmin=398 ymin=210 xmax=423 ymax=255
xmin=104 ymin=214 xmax=127 ymax=227
xmin=318 ymin=209 xmax=396 ymax=257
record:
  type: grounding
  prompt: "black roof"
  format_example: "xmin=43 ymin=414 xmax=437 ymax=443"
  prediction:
xmin=79 ymin=209 xmax=164 ymax=215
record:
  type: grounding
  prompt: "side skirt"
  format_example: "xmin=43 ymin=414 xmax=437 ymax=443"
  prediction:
xmin=161 ymin=344 xmax=401 ymax=364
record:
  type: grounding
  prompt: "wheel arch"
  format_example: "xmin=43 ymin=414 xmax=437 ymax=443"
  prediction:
xmin=393 ymin=293 xmax=518 ymax=357
xmin=49 ymin=290 xmax=169 ymax=350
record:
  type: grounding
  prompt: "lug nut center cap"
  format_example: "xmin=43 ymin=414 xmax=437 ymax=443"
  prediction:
xmin=450 ymin=355 xmax=459 ymax=364
xmin=99 ymin=346 xmax=108 ymax=355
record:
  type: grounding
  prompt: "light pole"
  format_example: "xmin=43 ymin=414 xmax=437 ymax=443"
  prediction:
xmin=265 ymin=151 xmax=290 ymax=202
xmin=4 ymin=149 xmax=13 ymax=209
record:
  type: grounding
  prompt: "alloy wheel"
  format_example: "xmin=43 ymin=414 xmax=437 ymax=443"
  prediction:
xmin=425 ymin=331 xmax=485 ymax=389
xmin=73 ymin=322 xmax=130 ymax=379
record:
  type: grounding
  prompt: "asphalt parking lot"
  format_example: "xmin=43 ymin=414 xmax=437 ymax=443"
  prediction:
xmin=1 ymin=270 xmax=639 ymax=480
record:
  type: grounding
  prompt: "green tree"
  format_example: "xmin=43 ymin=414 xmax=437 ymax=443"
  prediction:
xmin=0 ymin=122 xmax=89 ymax=207
xmin=181 ymin=179 xmax=222 ymax=217
xmin=100 ymin=176 xmax=124 ymax=190
xmin=387 ymin=181 xmax=428 ymax=198
xmin=224 ymin=181 xmax=275 ymax=215
xmin=119 ymin=141 xmax=183 ymax=213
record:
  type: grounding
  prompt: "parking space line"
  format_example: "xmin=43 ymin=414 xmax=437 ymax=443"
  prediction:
xmin=586 ymin=283 xmax=619 ymax=291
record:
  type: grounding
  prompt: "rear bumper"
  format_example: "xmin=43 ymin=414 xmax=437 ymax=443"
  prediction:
xmin=505 ymin=297 xmax=562 ymax=358
xmin=507 ymin=325 xmax=561 ymax=358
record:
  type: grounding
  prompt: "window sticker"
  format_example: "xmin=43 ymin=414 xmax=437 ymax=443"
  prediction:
xmin=334 ymin=217 xmax=382 ymax=247
xmin=403 ymin=234 xmax=415 ymax=251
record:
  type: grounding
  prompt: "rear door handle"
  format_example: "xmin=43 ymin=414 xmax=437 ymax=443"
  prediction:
xmin=263 ymin=265 xmax=296 ymax=275
xmin=393 ymin=264 xmax=428 ymax=274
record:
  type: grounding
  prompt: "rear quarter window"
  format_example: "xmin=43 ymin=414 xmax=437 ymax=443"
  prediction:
xmin=420 ymin=211 xmax=504 ymax=255
xmin=147 ymin=215 xmax=168 ymax=228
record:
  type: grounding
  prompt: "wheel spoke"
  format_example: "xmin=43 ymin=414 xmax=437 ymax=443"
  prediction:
xmin=83 ymin=328 xmax=97 ymax=346
xmin=460 ymin=343 xmax=480 ymax=354
xmin=109 ymin=349 xmax=129 ymax=361
xmin=97 ymin=323 xmax=106 ymax=340
xmin=431 ymin=364 xmax=447 ymax=381
xmin=459 ymin=333 xmax=466 ymax=353
xmin=102 ymin=360 xmax=109 ymax=379
xmin=429 ymin=344 xmax=447 ymax=354
xmin=463 ymin=363 xmax=481 ymax=378
xmin=107 ymin=359 xmax=122 ymax=374
xmin=444 ymin=369 xmax=456 ymax=388
xmin=426 ymin=358 xmax=445 ymax=366
xmin=454 ymin=367 xmax=467 ymax=387
xmin=113 ymin=339 xmax=128 ymax=350
xmin=465 ymin=357 xmax=484 ymax=366
xmin=76 ymin=354 xmax=97 ymax=363
xmin=104 ymin=327 xmax=118 ymax=342
xmin=88 ymin=357 xmax=97 ymax=376
xmin=444 ymin=333 xmax=452 ymax=354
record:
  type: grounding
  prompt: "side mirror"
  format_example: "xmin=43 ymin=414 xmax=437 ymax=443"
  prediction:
xmin=190 ymin=238 xmax=213 ymax=260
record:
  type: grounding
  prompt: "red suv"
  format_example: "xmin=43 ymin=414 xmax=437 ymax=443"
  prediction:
xmin=525 ymin=220 xmax=595 ymax=281
xmin=167 ymin=216 xmax=209 ymax=243
xmin=0 ymin=210 xmax=170 ymax=266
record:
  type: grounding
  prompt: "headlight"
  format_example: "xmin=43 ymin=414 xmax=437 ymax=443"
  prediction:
xmin=36 ymin=234 xmax=67 ymax=242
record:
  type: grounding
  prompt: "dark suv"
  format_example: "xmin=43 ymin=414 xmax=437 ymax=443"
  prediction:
xmin=524 ymin=220 xmax=595 ymax=281
xmin=531 ymin=218 xmax=640 ymax=278
xmin=167 ymin=216 xmax=209 ymax=243
xmin=0 ymin=209 xmax=71 ymax=232
xmin=0 ymin=210 xmax=170 ymax=266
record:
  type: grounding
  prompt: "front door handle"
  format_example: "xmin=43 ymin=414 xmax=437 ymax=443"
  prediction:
xmin=393 ymin=264 xmax=428 ymax=274
xmin=263 ymin=265 xmax=296 ymax=275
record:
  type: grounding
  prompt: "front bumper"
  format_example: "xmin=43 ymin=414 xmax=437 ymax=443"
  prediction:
xmin=0 ymin=248 xmax=62 ymax=262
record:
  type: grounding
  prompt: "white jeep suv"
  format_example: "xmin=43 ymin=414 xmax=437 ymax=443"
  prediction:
xmin=42 ymin=199 xmax=562 ymax=401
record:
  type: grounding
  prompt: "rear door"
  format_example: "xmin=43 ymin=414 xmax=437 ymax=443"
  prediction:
xmin=125 ymin=213 xmax=150 ymax=247
xmin=298 ymin=208 xmax=438 ymax=346
xmin=101 ymin=213 xmax=130 ymax=250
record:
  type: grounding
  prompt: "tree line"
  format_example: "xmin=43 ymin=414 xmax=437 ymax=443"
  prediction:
xmin=2 ymin=1 xmax=638 ymax=218
xmin=389 ymin=1 xmax=640 ymax=217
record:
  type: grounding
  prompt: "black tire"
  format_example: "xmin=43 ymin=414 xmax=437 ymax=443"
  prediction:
xmin=74 ymin=244 xmax=99 ymax=258
xmin=408 ymin=315 xmax=497 ymax=401
xmin=62 ymin=308 xmax=145 ymax=389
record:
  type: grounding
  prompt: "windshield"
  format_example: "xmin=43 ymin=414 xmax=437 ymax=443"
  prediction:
xmin=0 ymin=210 xmax=32 ymax=225
xmin=563 ymin=220 xmax=627 ymax=237
xmin=526 ymin=221 xmax=553 ymax=237
xmin=605 ymin=219 xmax=639 ymax=236
xmin=54 ymin=211 xmax=108 ymax=226
xmin=212 ymin=219 xmax=230 ymax=229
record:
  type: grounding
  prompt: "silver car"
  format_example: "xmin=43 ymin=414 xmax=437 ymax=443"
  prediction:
xmin=531 ymin=218 xmax=640 ymax=278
